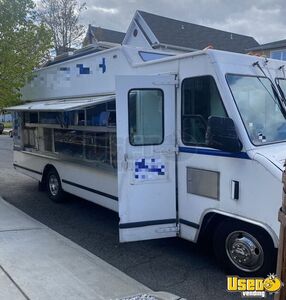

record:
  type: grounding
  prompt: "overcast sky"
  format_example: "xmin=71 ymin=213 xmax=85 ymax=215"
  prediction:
xmin=80 ymin=0 xmax=285 ymax=44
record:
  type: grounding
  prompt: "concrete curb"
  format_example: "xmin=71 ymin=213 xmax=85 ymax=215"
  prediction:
xmin=0 ymin=197 xmax=184 ymax=300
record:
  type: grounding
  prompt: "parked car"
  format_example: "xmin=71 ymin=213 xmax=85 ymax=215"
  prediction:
xmin=0 ymin=123 xmax=4 ymax=134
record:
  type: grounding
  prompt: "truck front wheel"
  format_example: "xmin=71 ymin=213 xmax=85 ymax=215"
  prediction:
xmin=46 ymin=169 xmax=66 ymax=203
xmin=213 ymin=219 xmax=276 ymax=276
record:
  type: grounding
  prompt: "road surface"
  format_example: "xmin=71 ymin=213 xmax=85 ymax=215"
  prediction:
xmin=0 ymin=135 xmax=242 ymax=299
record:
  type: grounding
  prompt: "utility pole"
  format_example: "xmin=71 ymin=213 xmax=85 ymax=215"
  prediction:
xmin=275 ymin=164 xmax=286 ymax=300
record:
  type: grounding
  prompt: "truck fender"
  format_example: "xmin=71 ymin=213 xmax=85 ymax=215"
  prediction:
xmin=196 ymin=209 xmax=279 ymax=248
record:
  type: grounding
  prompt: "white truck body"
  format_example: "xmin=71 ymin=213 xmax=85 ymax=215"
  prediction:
xmin=9 ymin=45 xmax=286 ymax=274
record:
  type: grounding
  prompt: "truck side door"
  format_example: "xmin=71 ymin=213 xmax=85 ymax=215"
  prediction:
xmin=116 ymin=74 xmax=177 ymax=242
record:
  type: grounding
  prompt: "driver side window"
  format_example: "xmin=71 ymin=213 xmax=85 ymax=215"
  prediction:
xmin=181 ymin=76 xmax=226 ymax=146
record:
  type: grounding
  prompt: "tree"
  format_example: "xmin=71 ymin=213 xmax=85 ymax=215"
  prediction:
xmin=0 ymin=0 xmax=52 ymax=108
xmin=37 ymin=0 xmax=86 ymax=56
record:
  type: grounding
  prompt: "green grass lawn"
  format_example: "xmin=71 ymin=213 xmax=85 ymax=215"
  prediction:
xmin=3 ymin=122 xmax=12 ymax=129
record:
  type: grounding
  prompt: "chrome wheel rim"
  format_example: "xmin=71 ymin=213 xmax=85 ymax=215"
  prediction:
xmin=226 ymin=231 xmax=264 ymax=272
xmin=49 ymin=174 xmax=59 ymax=197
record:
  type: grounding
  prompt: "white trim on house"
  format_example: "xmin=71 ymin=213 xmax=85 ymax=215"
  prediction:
xmin=123 ymin=11 xmax=196 ymax=54
xmin=123 ymin=11 xmax=159 ymax=48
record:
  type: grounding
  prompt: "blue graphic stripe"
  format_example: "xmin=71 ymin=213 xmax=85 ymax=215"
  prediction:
xmin=99 ymin=58 xmax=106 ymax=73
xmin=76 ymin=64 xmax=90 ymax=74
xmin=179 ymin=147 xmax=250 ymax=160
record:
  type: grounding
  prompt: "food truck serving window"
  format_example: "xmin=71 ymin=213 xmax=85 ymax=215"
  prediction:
xmin=7 ymin=96 xmax=117 ymax=168
xmin=128 ymin=89 xmax=164 ymax=146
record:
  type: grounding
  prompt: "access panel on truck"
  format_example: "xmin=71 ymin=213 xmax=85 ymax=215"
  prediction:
xmin=116 ymin=74 xmax=177 ymax=242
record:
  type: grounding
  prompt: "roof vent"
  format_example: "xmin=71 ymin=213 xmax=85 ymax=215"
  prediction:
xmin=181 ymin=24 xmax=185 ymax=30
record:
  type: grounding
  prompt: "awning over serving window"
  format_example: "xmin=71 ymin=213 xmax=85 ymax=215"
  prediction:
xmin=6 ymin=95 xmax=115 ymax=112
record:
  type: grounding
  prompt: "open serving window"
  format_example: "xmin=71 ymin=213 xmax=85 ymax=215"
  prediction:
xmin=7 ymin=96 xmax=117 ymax=169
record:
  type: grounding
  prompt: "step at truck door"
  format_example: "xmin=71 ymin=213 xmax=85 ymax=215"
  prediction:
xmin=116 ymin=74 xmax=177 ymax=242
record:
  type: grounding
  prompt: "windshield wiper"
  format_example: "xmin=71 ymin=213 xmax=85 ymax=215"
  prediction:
xmin=253 ymin=61 xmax=286 ymax=118
xmin=279 ymin=64 xmax=285 ymax=78
xmin=276 ymin=65 xmax=286 ymax=101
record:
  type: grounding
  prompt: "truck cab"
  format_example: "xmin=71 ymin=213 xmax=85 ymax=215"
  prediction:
xmin=116 ymin=49 xmax=286 ymax=276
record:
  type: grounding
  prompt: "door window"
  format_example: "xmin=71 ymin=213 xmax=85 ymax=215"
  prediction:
xmin=181 ymin=76 xmax=226 ymax=146
xmin=128 ymin=89 xmax=164 ymax=146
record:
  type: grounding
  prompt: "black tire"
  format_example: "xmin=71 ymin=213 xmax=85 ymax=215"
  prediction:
xmin=213 ymin=219 xmax=276 ymax=276
xmin=46 ymin=169 xmax=66 ymax=203
xmin=38 ymin=180 xmax=46 ymax=192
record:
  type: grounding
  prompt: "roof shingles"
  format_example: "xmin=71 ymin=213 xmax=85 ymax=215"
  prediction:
xmin=89 ymin=26 xmax=125 ymax=44
xmin=248 ymin=39 xmax=286 ymax=51
xmin=139 ymin=11 xmax=259 ymax=53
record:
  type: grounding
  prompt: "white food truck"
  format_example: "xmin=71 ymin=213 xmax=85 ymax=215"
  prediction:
xmin=8 ymin=45 xmax=286 ymax=276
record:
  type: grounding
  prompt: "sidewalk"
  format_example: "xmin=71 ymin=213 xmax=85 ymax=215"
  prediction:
xmin=0 ymin=197 xmax=182 ymax=300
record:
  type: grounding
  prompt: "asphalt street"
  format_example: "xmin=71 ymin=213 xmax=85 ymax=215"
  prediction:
xmin=0 ymin=134 xmax=250 ymax=300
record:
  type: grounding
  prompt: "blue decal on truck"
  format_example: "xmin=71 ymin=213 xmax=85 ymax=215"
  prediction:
xmin=134 ymin=158 xmax=165 ymax=180
xmin=99 ymin=58 xmax=106 ymax=73
xmin=179 ymin=147 xmax=250 ymax=159
xmin=76 ymin=64 xmax=90 ymax=74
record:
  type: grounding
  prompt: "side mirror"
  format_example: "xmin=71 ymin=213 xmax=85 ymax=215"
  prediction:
xmin=206 ymin=116 xmax=242 ymax=152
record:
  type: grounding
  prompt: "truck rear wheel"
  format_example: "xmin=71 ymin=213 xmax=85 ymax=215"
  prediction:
xmin=213 ymin=219 xmax=276 ymax=276
xmin=46 ymin=169 xmax=66 ymax=203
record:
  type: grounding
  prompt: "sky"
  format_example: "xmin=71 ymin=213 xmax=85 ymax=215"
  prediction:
xmin=79 ymin=0 xmax=286 ymax=45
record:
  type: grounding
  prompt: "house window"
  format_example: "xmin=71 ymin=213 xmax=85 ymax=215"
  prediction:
xmin=271 ymin=50 xmax=286 ymax=61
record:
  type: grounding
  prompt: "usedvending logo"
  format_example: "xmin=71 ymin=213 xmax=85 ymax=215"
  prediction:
xmin=227 ymin=274 xmax=282 ymax=298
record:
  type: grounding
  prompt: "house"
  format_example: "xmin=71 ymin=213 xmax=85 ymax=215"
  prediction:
xmin=83 ymin=11 xmax=259 ymax=54
xmin=82 ymin=26 xmax=125 ymax=47
xmin=247 ymin=39 xmax=286 ymax=61
xmin=122 ymin=11 xmax=259 ymax=54
xmin=46 ymin=26 xmax=126 ymax=66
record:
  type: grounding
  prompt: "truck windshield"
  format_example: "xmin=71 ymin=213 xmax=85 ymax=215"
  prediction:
xmin=277 ymin=78 xmax=286 ymax=97
xmin=226 ymin=74 xmax=286 ymax=145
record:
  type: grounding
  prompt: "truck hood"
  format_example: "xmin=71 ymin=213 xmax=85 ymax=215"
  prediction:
xmin=251 ymin=143 xmax=286 ymax=175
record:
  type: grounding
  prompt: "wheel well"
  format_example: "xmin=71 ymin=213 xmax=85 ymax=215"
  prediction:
xmin=41 ymin=164 xmax=56 ymax=186
xmin=198 ymin=212 xmax=276 ymax=248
